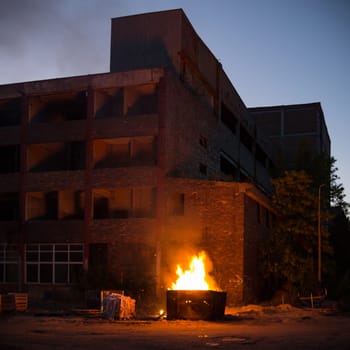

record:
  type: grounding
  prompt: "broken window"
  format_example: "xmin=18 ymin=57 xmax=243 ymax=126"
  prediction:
xmin=167 ymin=193 xmax=185 ymax=216
xmin=0 ymin=98 xmax=21 ymax=127
xmin=25 ymin=244 xmax=83 ymax=284
xmin=93 ymin=187 xmax=156 ymax=219
xmin=27 ymin=141 xmax=85 ymax=172
xmin=124 ymin=84 xmax=158 ymax=116
xmin=58 ymin=190 xmax=85 ymax=220
xmin=93 ymin=138 xmax=130 ymax=168
xmin=220 ymin=155 xmax=237 ymax=180
xmin=26 ymin=192 xmax=58 ymax=220
xmin=0 ymin=192 xmax=19 ymax=221
xmin=255 ymin=144 xmax=267 ymax=167
xmin=133 ymin=187 xmax=156 ymax=217
xmin=93 ymin=188 xmax=131 ymax=219
xmin=221 ymin=103 xmax=238 ymax=134
xmin=95 ymin=87 xmax=123 ymax=119
xmin=29 ymin=92 xmax=87 ymax=123
xmin=109 ymin=188 xmax=132 ymax=218
xmin=240 ymin=125 xmax=254 ymax=152
xmin=93 ymin=137 xmax=155 ymax=168
xmin=0 ymin=145 xmax=20 ymax=173
xmin=0 ymin=244 xmax=19 ymax=283
xmin=131 ymin=137 xmax=156 ymax=164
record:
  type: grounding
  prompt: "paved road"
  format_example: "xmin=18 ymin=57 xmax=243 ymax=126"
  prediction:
xmin=1 ymin=313 xmax=349 ymax=349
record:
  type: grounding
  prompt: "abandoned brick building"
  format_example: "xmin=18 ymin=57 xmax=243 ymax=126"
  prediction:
xmin=0 ymin=9 xmax=330 ymax=305
xmin=249 ymin=103 xmax=330 ymax=171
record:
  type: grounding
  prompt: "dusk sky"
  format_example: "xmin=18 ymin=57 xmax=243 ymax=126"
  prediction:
xmin=1 ymin=0 xmax=349 ymax=202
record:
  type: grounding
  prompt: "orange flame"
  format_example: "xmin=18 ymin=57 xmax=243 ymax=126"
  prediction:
xmin=171 ymin=251 xmax=218 ymax=291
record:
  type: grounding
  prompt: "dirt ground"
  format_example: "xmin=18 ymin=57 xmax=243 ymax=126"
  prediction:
xmin=1 ymin=304 xmax=350 ymax=350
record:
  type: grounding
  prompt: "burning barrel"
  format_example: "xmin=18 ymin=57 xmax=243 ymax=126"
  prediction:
xmin=166 ymin=252 xmax=227 ymax=320
xmin=166 ymin=290 xmax=226 ymax=320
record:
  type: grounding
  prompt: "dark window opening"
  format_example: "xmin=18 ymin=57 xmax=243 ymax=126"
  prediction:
xmin=68 ymin=142 xmax=86 ymax=170
xmin=93 ymin=188 xmax=155 ymax=219
xmin=58 ymin=190 xmax=85 ymax=220
xmin=0 ymin=145 xmax=20 ymax=173
xmin=26 ymin=191 xmax=58 ymax=220
xmin=95 ymin=88 xmax=123 ymax=119
xmin=93 ymin=197 xmax=109 ymax=219
xmin=221 ymin=103 xmax=238 ymax=134
xmin=0 ymin=192 xmax=19 ymax=221
xmin=125 ymin=84 xmax=158 ymax=116
xmin=240 ymin=125 xmax=253 ymax=151
xmin=27 ymin=141 xmax=86 ymax=172
xmin=220 ymin=155 xmax=237 ymax=180
xmin=255 ymin=144 xmax=267 ymax=166
xmin=0 ymin=98 xmax=21 ymax=127
xmin=93 ymin=137 xmax=156 ymax=169
xmin=30 ymin=92 xmax=87 ymax=123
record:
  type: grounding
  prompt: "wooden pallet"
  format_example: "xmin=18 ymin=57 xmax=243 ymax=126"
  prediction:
xmin=11 ymin=293 xmax=28 ymax=312
xmin=0 ymin=293 xmax=28 ymax=313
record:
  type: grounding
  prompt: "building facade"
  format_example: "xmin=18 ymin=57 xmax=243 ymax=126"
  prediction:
xmin=249 ymin=103 xmax=330 ymax=170
xmin=0 ymin=9 xmax=329 ymax=306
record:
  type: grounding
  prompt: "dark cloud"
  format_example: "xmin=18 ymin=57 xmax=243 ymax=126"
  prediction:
xmin=0 ymin=0 xmax=132 ymax=82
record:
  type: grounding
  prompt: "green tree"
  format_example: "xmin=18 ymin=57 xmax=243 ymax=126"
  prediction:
xmin=261 ymin=170 xmax=332 ymax=295
xmin=329 ymin=157 xmax=349 ymax=216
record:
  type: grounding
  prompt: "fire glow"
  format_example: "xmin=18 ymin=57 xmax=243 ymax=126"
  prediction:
xmin=171 ymin=251 xmax=219 ymax=291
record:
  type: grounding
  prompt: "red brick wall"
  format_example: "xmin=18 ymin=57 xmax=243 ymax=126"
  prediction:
xmin=160 ymin=178 xmax=271 ymax=305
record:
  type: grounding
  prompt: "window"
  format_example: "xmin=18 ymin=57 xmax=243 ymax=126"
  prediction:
xmin=29 ymin=92 xmax=87 ymax=123
xmin=0 ymin=98 xmax=21 ymax=126
xmin=0 ymin=244 xmax=19 ymax=283
xmin=93 ymin=187 xmax=156 ymax=219
xmin=221 ymin=103 xmax=238 ymax=134
xmin=0 ymin=145 xmax=20 ymax=173
xmin=255 ymin=144 xmax=267 ymax=167
xmin=220 ymin=155 xmax=237 ymax=180
xmin=26 ymin=192 xmax=58 ymax=220
xmin=93 ymin=137 xmax=155 ymax=168
xmin=27 ymin=142 xmax=85 ymax=172
xmin=240 ymin=125 xmax=253 ymax=151
xmin=25 ymin=244 xmax=83 ymax=284
xmin=0 ymin=192 xmax=19 ymax=221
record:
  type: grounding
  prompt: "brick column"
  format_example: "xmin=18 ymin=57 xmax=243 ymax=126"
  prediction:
xmin=84 ymin=87 xmax=95 ymax=272
xmin=18 ymin=94 xmax=29 ymax=292
xmin=155 ymin=75 xmax=166 ymax=296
